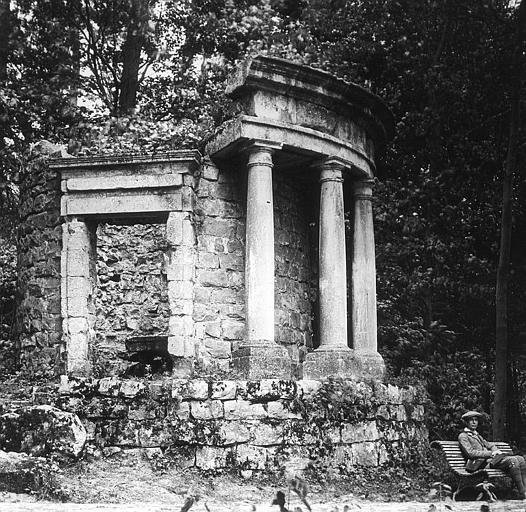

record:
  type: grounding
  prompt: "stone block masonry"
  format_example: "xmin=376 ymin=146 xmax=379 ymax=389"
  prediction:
xmin=192 ymin=159 xmax=245 ymax=369
xmin=273 ymin=173 xmax=316 ymax=370
xmin=36 ymin=377 xmax=428 ymax=473
xmin=192 ymin=160 xmax=316 ymax=373
xmin=17 ymin=147 xmax=318 ymax=378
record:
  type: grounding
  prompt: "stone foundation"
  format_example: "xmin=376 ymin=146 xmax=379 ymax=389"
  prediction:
xmin=39 ymin=377 xmax=427 ymax=473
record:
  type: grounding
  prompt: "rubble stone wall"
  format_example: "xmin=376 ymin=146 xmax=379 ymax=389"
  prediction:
xmin=94 ymin=223 xmax=170 ymax=374
xmin=48 ymin=377 xmax=427 ymax=473
xmin=17 ymin=143 xmax=65 ymax=377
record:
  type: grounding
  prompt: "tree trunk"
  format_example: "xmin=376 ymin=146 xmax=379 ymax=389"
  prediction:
xmin=67 ymin=26 xmax=81 ymax=108
xmin=117 ymin=0 xmax=149 ymax=116
xmin=0 ymin=0 xmax=11 ymax=83
xmin=493 ymin=0 xmax=526 ymax=441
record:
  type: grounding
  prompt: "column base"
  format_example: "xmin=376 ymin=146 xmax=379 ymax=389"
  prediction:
xmin=303 ymin=348 xmax=385 ymax=382
xmin=232 ymin=343 xmax=292 ymax=380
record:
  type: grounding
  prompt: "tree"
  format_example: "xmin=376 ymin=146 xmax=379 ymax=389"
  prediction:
xmin=0 ymin=0 xmax=11 ymax=83
xmin=494 ymin=0 xmax=526 ymax=440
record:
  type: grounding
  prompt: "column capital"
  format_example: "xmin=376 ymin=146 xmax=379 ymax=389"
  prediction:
xmin=312 ymin=157 xmax=350 ymax=183
xmin=244 ymin=140 xmax=283 ymax=170
xmin=353 ymin=179 xmax=375 ymax=200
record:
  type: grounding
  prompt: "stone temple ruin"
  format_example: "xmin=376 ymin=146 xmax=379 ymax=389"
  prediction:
xmin=15 ymin=57 xmax=427 ymax=471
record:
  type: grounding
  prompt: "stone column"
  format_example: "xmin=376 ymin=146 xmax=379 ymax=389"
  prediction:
xmin=318 ymin=161 xmax=348 ymax=349
xmin=245 ymin=143 xmax=276 ymax=344
xmin=61 ymin=217 xmax=94 ymax=376
xmin=303 ymin=159 xmax=356 ymax=379
xmin=351 ymin=179 xmax=385 ymax=380
xmin=232 ymin=141 xmax=291 ymax=379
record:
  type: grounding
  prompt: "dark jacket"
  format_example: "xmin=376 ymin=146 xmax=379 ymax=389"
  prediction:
xmin=458 ymin=427 xmax=497 ymax=459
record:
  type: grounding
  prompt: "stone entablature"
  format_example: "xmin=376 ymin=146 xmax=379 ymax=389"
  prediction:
xmin=54 ymin=151 xmax=200 ymax=218
xmin=227 ymin=55 xmax=393 ymax=158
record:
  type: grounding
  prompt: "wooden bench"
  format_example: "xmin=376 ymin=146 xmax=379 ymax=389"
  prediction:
xmin=431 ymin=440 xmax=514 ymax=500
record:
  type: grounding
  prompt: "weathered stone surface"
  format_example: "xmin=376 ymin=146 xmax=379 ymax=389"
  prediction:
xmin=341 ymin=422 xmax=379 ymax=443
xmin=65 ymin=173 xmax=183 ymax=192
xmin=266 ymin=402 xmax=301 ymax=420
xmin=223 ymin=400 xmax=267 ymax=420
xmin=95 ymin=222 xmax=170 ymax=375
xmin=204 ymin=339 xmax=232 ymax=359
xmin=392 ymin=404 xmax=408 ymax=422
xmin=4 ymin=376 xmax=427 ymax=473
xmin=232 ymin=345 xmax=293 ymax=380
xmin=218 ymin=421 xmax=250 ymax=445
xmin=128 ymin=403 xmax=158 ymax=421
xmin=244 ymin=379 xmax=296 ymax=401
xmin=0 ymin=405 xmax=87 ymax=458
xmin=166 ymin=401 xmax=190 ymax=419
xmin=167 ymin=336 xmax=195 ymax=358
xmin=172 ymin=379 xmax=209 ymax=400
xmin=351 ymin=441 xmax=380 ymax=466
xmin=201 ymin=160 xmax=219 ymax=181
xmin=84 ymin=398 xmax=128 ymax=419
xmin=221 ymin=320 xmax=245 ymax=340
xmin=0 ymin=450 xmax=52 ymax=494
xmin=195 ymin=446 xmax=233 ymax=470
xmin=283 ymin=421 xmax=319 ymax=446
xmin=236 ymin=444 xmax=277 ymax=470
xmin=190 ymin=400 xmax=224 ymax=420
xmin=120 ymin=380 xmax=147 ymax=399
xmin=303 ymin=349 xmax=384 ymax=381
xmin=297 ymin=379 xmax=323 ymax=398
xmin=251 ymin=422 xmax=284 ymax=446
xmin=17 ymin=153 xmax=64 ymax=379
xmin=97 ymin=377 xmax=121 ymax=397
xmin=376 ymin=404 xmax=390 ymax=420
xmin=210 ymin=381 xmax=237 ymax=400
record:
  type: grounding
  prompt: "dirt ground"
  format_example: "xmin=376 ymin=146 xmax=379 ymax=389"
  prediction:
xmin=2 ymin=451 xmax=526 ymax=511
xmin=1 ymin=448 xmax=434 ymax=507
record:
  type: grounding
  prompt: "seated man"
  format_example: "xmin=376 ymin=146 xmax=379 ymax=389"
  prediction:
xmin=458 ymin=410 xmax=526 ymax=499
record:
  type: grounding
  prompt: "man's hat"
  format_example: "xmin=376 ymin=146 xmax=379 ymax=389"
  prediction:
xmin=461 ymin=410 xmax=483 ymax=422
